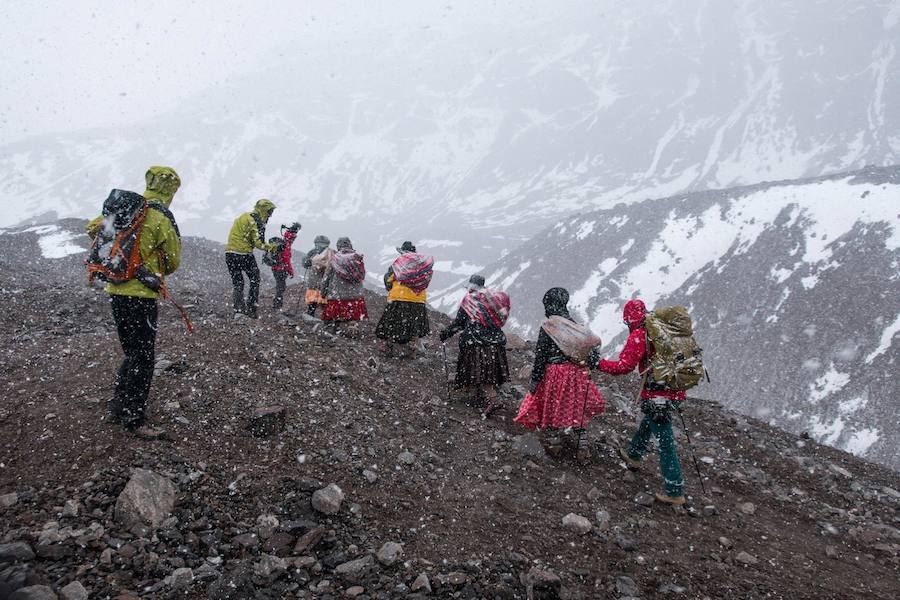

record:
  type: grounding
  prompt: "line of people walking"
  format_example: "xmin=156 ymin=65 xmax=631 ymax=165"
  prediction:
xmin=86 ymin=166 xmax=703 ymax=507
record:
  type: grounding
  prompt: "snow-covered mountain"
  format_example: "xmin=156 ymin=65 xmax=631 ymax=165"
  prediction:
xmin=473 ymin=165 xmax=899 ymax=468
xmin=1 ymin=1 xmax=898 ymax=287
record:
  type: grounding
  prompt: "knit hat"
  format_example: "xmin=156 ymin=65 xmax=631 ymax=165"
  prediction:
xmin=467 ymin=274 xmax=485 ymax=290
xmin=336 ymin=237 xmax=353 ymax=251
xmin=397 ymin=241 xmax=416 ymax=253
xmin=314 ymin=234 xmax=331 ymax=246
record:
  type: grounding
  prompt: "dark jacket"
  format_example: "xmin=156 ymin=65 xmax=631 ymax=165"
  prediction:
xmin=530 ymin=324 xmax=571 ymax=388
xmin=441 ymin=307 xmax=507 ymax=347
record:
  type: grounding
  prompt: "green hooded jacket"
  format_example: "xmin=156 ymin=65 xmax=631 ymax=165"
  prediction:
xmin=225 ymin=199 xmax=277 ymax=253
xmin=105 ymin=166 xmax=183 ymax=299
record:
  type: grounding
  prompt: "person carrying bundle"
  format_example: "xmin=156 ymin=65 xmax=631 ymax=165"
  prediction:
xmin=302 ymin=235 xmax=333 ymax=316
xmin=439 ymin=275 xmax=510 ymax=416
xmin=514 ymin=287 xmax=605 ymax=458
xmin=375 ymin=241 xmax=433 ymax=357
xmin=321 ymin=236 xmax=368 ymax=325
xmin=264 ymin=222 xmax=301 ymax=311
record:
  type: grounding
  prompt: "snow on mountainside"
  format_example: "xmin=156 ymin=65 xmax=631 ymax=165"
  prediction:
xmin=475 ymin=165 xmax=900 ymax=469
xmin=1 ymin=1 xmax=898 ymax=290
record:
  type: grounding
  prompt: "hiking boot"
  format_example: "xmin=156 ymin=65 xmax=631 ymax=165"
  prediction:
xmin=542 ymin=433 xmax=563 ymax=458
xmin=654 ymin=492 xmax=686 ymax=506
xmin=618 ymin=447 xmax=642 ymax=470
xmin=131 ymin=425 xmax=167 ymax=440
xmin=481 ymin=398 xmax=503 ymax=419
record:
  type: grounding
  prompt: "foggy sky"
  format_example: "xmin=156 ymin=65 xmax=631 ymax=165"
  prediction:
xmin=0 ymin=0 xmax=555 ymax=142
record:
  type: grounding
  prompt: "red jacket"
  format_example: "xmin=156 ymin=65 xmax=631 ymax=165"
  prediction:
xmin=272 ymin=230 xmax=297 ymax=276
xmin=597 ymin=299 xmax=685 ymax=401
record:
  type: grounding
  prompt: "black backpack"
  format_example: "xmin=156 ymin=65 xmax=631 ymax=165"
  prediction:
xmin=262 ymin=236 xmax=285 ymax=267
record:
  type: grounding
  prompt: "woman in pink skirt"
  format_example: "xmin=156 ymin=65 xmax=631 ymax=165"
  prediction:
xmin=514 ymin=287 xmax=605 ymax=457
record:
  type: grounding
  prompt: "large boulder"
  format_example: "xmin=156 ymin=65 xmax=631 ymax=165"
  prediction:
xmin=114 ymin=469 xmax=176 ymax=529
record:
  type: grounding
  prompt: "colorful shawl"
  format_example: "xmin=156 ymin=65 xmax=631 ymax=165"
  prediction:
xmin=331 ymin=250 xmax=366 ymax=283
xmin=391 ymin=252 xmax=434 ymax=294
xmin=460 ymin=289 xmax=511 ymax=328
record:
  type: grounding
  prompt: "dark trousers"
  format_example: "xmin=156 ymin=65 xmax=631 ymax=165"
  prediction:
xmin=226 ymin=253 xmax=260 ymax=315
xmin=108 ymin=295 xmax=158 ymax=429
xmin=273 ymin=271 xmax=288 ymax=309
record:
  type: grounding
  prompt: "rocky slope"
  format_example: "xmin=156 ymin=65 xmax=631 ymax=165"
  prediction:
xmin=467 ymin=165 xmax=900 ymax=470
xmin=1 ymin=220 xmax=899 ymax=599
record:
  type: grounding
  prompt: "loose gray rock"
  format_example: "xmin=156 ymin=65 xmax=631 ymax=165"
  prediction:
xmin=59 ymin=581 xmax=88 ymax=600
xmin=169 ymin=567 xmax=194 ymax=589
xmin=525 ymin=566 xmax=561 ymax=599
xmin=0 ymin=492 xmax=18 ymax=509
xmin=311 ymin=484 xmax=344 ymax=515
xmin=512 ymin=433 xmax=545 ymax=459
xmin=362 ymin=469 xmax=378 ymax=484
xmin=561 ymin=513 xmax=592 ymax=535
xmin=0 ymin=542 xmax=35 ymax=563
xmin=61 ymin=500 xmax=79 ymax=518
xmin=658 ymin=582 xmax=687 ymax=594
xmin=247 ymin=406 xmax=286 ymax=437
xmin=737 ymin=502 xmax=756 ymax=515
xmin=9 ymin=585 xmax=58 ymax=600
xmin=634 ymin=493 xmax=654 ymax=507
xmin=828 ymin=463 xmax=853 ymax=478
xmin=736 ymin=551 xmax=759 ymax=565
xmin=207 ymin=561 xmax=254 ymax=600
xmin=615 ymin=575 xmax=639 ymax=597
xmin=334 ymin=554 xmax=374 ymax=582
xmin=376 ymin=541 xmax=403 ymax=566
xmin=114 ymin=469 xmax=176 ymax=529
xmin=411 ymin=573 xmax=432 ymax=593
xmin=397 ymin=451 xmax=416 ymax=465
xmin=595 ymin=510 xmax=611 ymax=532
xmin=255 ymin=514 xmax=280 ymax=540
xmin=718 ymin=537 xmax=733 ymax=549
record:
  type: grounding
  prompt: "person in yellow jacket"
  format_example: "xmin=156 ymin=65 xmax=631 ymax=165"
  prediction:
xmin=224 ymin=199 xmax=277 ymax=318
xmin=90 ymin=166 xmax=182 ymax=439
xmin=374 ymin=241 xmax=432 ymax=356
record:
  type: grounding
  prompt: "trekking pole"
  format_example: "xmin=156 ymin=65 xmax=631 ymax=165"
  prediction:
xmin=575 ymin=366 xmax=592 ymax=459
xmin=676 ymin=404 xmax=707 ymax=496
xmin=440 ymin=343 xmax=451 ymax=400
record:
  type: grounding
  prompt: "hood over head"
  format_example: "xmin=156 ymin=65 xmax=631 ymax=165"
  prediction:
xmin=144 ymin=166 xmax=181 ymax=207
xmin=467 ymin=274 xmax=485 ymax=291
xmin=336 ymin=236 xmax=353 ymax=251
xmin=314 ymin=234 xmax=331 ymax=249
xmin=623 ymin=299 xmax=647 ymax=330
xmin=397 ymin=241 xmax=416 ymax=253
xmin=542 ymin=287 xmax=570 ymax=319
xmin=253 ymin=198 xmax=276 ymax=222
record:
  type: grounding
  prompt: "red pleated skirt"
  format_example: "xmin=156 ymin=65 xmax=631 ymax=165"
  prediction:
xmin=514 ymin=363 xmax=605 ymax=430
xmin=322 ymin=298 xmax=368 ymax=322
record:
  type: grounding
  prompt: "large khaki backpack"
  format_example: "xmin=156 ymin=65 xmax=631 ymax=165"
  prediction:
xmin=644 ymin=306 xmax=705 ymax=391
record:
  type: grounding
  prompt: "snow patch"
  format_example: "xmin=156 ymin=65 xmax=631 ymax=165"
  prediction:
xmin=844 ymin=428 xmax=880 ymax=456
xmin=864 ymin=312 xmax=900 ymax=364
xmin=807 ymin=366 xmax=850 ymax=403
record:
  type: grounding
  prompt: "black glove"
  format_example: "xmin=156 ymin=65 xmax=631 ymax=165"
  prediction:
xmin=286 ymin=222 xmax=301 ymax=233
xmin=438 ymin=330 xmax=451 ymax=342
xmin=588 ymin=346 xmax=602 ymax=367
xmin=528 ymin=380 xmax=539 ymax=394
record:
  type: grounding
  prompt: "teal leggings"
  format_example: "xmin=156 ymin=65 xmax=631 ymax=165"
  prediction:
xmin=627 ymin=408 xmax=684 ymax=497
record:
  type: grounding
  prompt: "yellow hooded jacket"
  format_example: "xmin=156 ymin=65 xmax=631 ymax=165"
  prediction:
xmin=92 ymin=166 xmax=183 ymax=300
xmin=224 ymin=199 xmax=277 ymax=254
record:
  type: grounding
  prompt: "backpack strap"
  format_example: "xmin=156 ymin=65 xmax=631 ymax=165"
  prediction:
xmin=147 ymin=201 xmax=180 ymax=238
